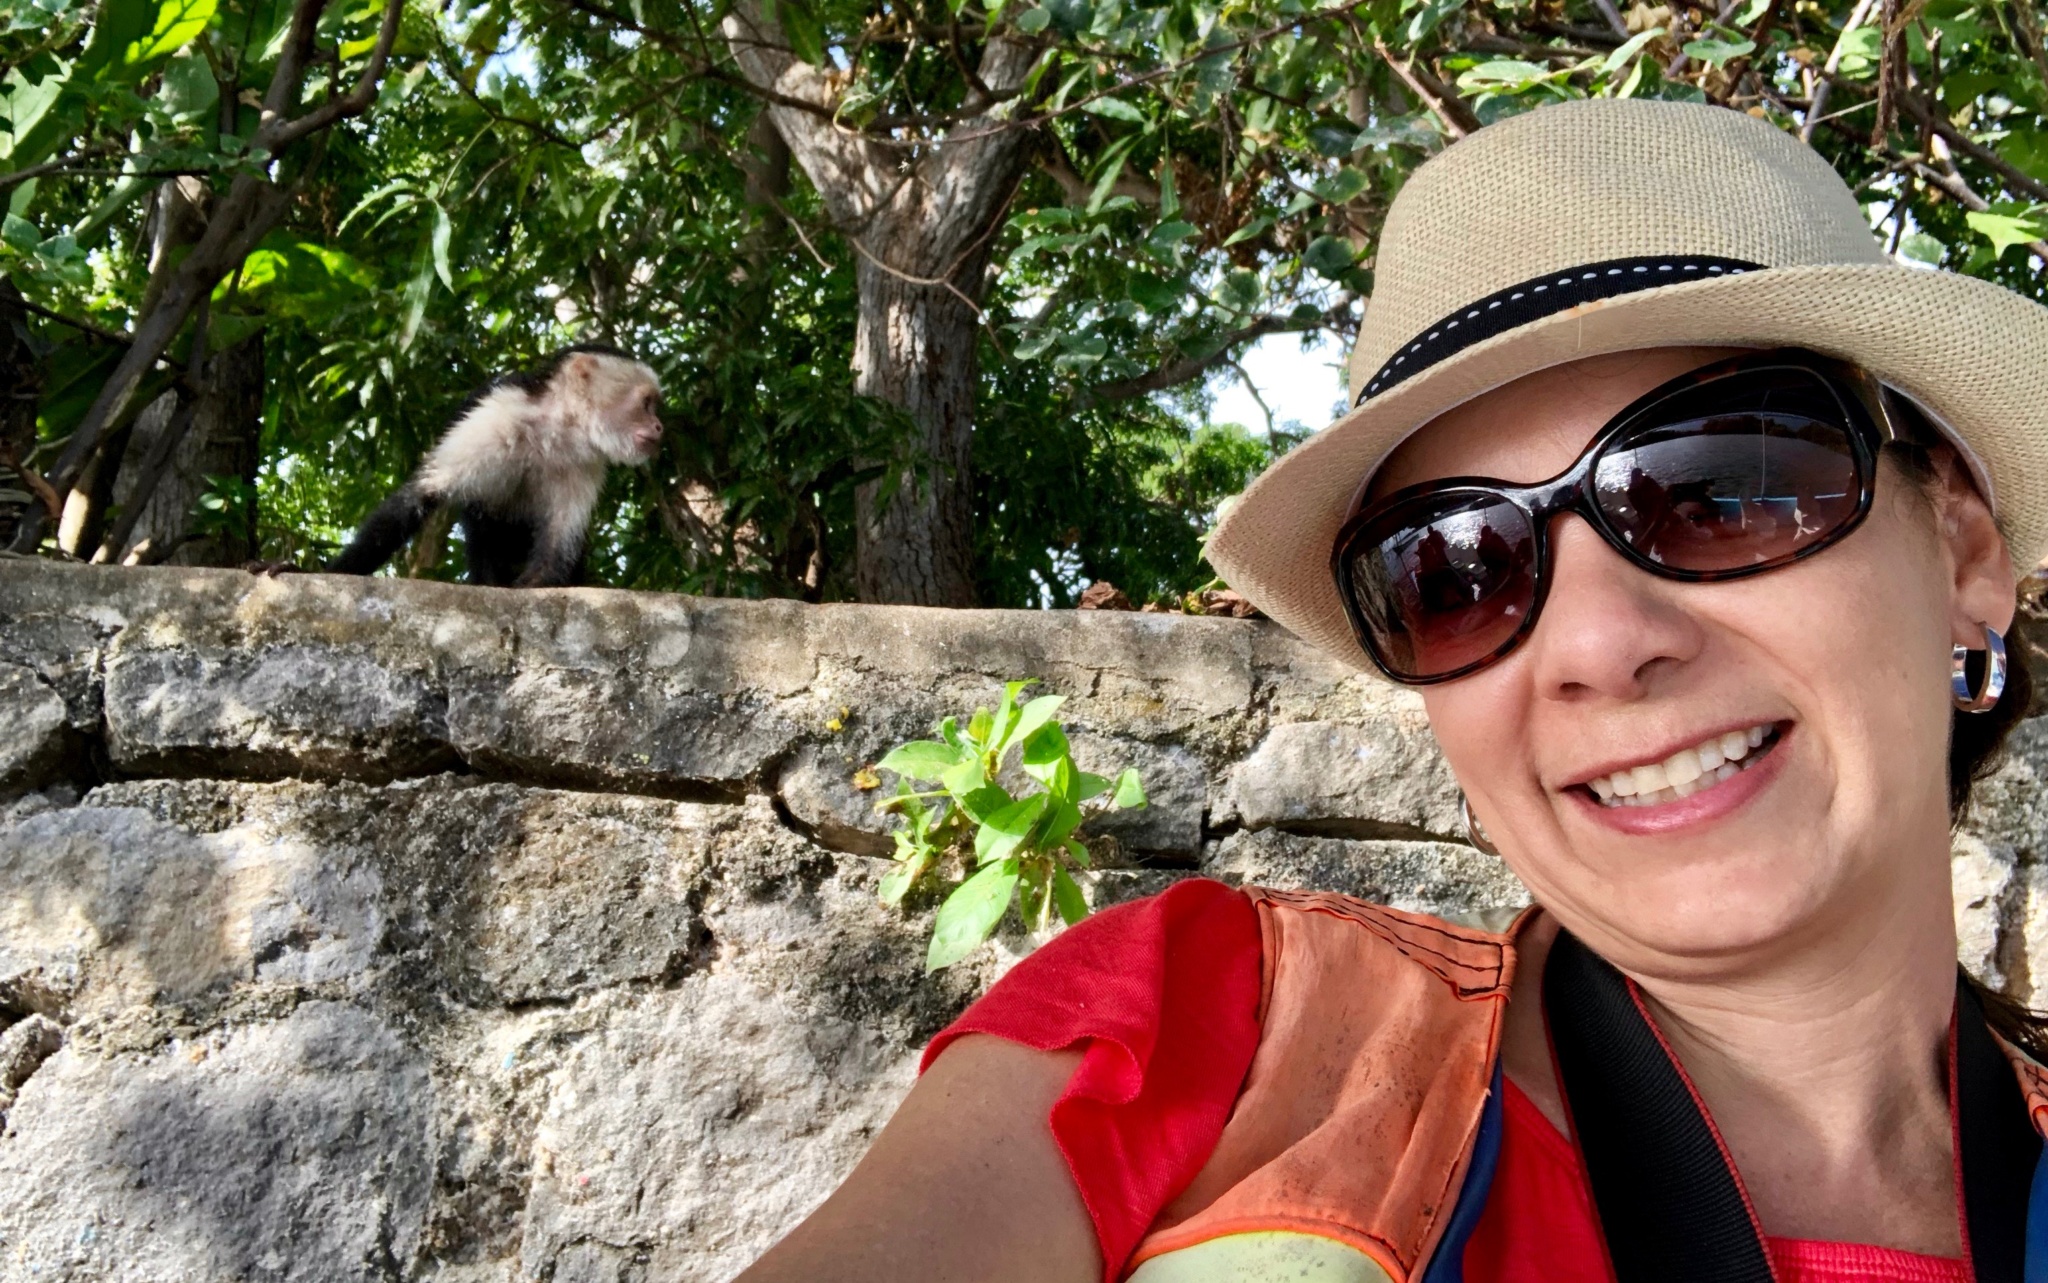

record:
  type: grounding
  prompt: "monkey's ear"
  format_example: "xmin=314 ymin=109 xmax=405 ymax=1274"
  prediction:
xmin=564 ymin=353 xmax=600 ymax=384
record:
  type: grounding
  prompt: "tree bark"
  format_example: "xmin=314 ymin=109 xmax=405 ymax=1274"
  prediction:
xmin=0 ymin=280 xmax=42 ymax=549
xmin=721 ymin=4 xmax=1039 ymax=604
xmin=101 ymin=331 xmax=264 ymax=565
xmin=851 ymin=251 xmax=984 ymax=604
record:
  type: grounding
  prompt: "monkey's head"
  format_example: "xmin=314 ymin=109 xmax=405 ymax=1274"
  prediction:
xmin=559 ymin=349 xmax=665 ymax=466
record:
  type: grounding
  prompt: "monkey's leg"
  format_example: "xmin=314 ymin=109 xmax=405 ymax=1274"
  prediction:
xmin=328 ymin=482 xmax=441 ymax=575
xmin=458 ymin=506 xmax=533 ymax=586
xmin=513 ymin=514 xmax=588 ymax=588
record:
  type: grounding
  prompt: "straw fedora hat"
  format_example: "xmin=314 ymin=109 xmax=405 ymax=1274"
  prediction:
xmin=1205 ymin=96 xmax=2048 ymax=670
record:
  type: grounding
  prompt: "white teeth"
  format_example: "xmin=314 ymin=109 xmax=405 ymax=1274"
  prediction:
xmin=1586 ymin=723 xmax=1778 ymax=807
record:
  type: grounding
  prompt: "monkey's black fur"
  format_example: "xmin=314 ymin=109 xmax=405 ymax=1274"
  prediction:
xmin=326 ymin=345 xmax=646 ymax=588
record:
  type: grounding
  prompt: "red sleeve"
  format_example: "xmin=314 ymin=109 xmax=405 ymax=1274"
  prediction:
xmin=920 ymin=877 xmax=1263 ymax=1282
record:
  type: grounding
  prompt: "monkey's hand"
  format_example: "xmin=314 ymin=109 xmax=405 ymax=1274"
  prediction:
xmin=242 ymin=559 xmax=306 ymax=577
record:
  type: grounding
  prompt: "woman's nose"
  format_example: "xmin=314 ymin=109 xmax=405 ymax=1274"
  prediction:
xmin=1523 ymin=516 xmax=1706 ymax=702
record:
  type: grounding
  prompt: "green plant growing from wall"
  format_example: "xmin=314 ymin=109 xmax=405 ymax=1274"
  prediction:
xmin=874 ymin=680 xmax=1146 ymax=971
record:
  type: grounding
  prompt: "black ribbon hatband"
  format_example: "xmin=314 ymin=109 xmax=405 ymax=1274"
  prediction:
xmin=1356 ymin=256 xmax=1766 ymax=406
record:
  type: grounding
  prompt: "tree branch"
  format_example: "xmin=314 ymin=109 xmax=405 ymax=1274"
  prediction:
xmin=258 ymin=0 xmax=406 ymax=149
xmin=1372 ymin=40 xmax=1480 ymax=139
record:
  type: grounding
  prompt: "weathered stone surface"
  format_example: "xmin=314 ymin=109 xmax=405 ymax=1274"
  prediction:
xmin=518 ymin=980 xmax=916 ymax=1283
xmin=1206 ymin=828 xmax=1528 ymax=918
xmin=4 ymin=559 xmax=2048 ymax=1279
xmin=0 ymin=662 xmax=69 ymax=794
xmin=0 ymin=1001 xmax=433 ymax=1282
xmin=1217 ymin=717 xmax=1462 ymax=839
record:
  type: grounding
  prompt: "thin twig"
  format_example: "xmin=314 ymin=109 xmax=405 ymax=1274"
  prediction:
xmin=1802 ymin=0 xmax=1883 ymax=142
xmin=13 ymin=299 xmax=131 ymax=346
xmin=1372 ymin=38 xmax=1479 ymax=139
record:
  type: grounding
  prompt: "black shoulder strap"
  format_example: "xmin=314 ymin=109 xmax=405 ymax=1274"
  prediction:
xmin=1546 ymin=930 xmax=2039 ymax=1283
xmin=1544 ymin=929 xmax=1775 ymax=1282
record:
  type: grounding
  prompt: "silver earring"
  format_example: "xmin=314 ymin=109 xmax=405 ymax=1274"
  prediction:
xmin=1951 ymin=625 xmax=2007 ymax=714
xmin=1461 ymin=794 xmax=1500 ymax=855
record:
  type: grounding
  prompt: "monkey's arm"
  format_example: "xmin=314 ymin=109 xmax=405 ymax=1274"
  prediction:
xmin=328 ymin=482 xmax=443 ymax=575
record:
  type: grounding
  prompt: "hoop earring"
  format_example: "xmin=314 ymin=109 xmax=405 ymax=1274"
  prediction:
xmin=1951 ymin=625 xmax=2007 ymax=714
xmin=1461 ymin=794 xmax=1500 ymax=856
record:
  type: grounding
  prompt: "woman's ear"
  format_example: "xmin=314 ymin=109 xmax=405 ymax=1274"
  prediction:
xmin=1928 ymin=447 xmax=2018 ymax=643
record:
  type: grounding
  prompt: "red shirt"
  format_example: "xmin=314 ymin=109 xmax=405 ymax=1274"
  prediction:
xmin=923 ymin=881 xmax=1971 ymax=1283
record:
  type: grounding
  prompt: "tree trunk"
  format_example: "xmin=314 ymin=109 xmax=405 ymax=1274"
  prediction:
xmin=103 ymin=332 xmax=264 ymax=565
xmin=719 ymin=6 xmax=1038 ymax=605
xmin=851 ymin=251 xmax=983 ymax=606
xmin=0 ymin=281 xmax=42 ymax=549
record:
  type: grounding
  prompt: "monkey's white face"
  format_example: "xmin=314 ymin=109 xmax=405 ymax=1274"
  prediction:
xmin=557 ymin=351 xmax=664 ymax=466
xmin=602 ymin=378 xmax=665 ymax=466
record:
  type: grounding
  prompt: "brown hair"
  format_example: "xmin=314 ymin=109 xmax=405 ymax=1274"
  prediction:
xmin=1884 ymin=426 xmax=2048 ymax=1061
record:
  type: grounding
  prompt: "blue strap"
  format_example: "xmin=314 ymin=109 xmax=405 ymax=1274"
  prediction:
xmin=2027 ymin=1148 xmax=2048 ymax=1282
xmin=1419 ymin=1060 xmax=1506 ymax=1283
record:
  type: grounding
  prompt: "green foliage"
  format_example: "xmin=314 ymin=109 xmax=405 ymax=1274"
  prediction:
xmin=11 ymin=0 xmax=2048 ymax=599
xmin=874 ymin=680 xmax=1146 ymax=971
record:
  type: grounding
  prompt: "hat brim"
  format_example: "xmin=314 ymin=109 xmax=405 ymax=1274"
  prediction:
xmin=1206 ymin=263 xmax=2048 ymax=673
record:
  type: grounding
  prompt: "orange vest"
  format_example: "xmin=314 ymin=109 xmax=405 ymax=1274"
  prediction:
xmin=1121 ymin=888 xmax=2048 ymax=1283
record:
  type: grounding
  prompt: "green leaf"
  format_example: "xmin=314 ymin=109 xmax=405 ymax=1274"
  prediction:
xmin=1456 ymin=59 xmax=1556 ymax=91
xmin=1310 ymin=168 xmax=1370 ymax=205
xmin=1898 ymin=232 xmax=1946 ymax=265
xmin=1218 ymin=269 xmax=1262 ymax=312
xmin=781 ymin=0 xmax=827 ymax=65
xmin=1052 ymin=867 xmax=1089 ymax=924
xmin=1063 ymin=837 xmax=1092 ymax=869
xmin=1041 ymin=798 xmax=1084 ymax=847
xmin=957 ymin=784 xmax=1015 ymax=823
xmin=927 ymin=858 xmax=1021 ymax=971
xmin=1020 ymin=722 xmax=1071 ymax=784
xmin=879 ymin=852 xmax=928 ymax=905
xmin=1007 ymin=694 xmax=1066 ymax=755
xmin=1014 ymin=6 xmax=1051 ymax=32
xmin=1112 ymin=767 xmax=1147 ymax=808
xmin=975 ymin=793 xmax=1049 ymax=864
xmin=123 ymin=0 xmax=217 ymax=64
xmin=1 ymin=214 xmax=38 ymax=251
xmin=1599 ymin=26 xmax=1663 ymax=76
xmin=941 ymin=754 xmax=988 ymax=799
xmin=1404 ymin=0 xmax=1462 ymax=43
xmin=1075 ymin=770 xmax=1113 ymax=801
xmin=1222 ymin=216 xmax=1271 ymax=247
xmin=967 ymin=707 xmax=994 ymax=744
xmin=1966 ymin=210 xmax=2044 ymax=260
xmin=1680 ymin=36 xmax=1753 ymax=67
xmin=1303 ymin=235 xmax=1354 ymax=279
xmin=1084 ymin=97 xmax=1146 ymax=123
xmin=430 ymin=203 xmax=454 ymax=290
xmin=1306 ymin=121 xmax=1358 ymax=156
xmin=878 ymin=740 xmax=966 ymax=780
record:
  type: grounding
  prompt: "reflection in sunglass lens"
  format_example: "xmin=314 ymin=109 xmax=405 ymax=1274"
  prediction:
xmin=1347 ymin=493 xmax=1537 ymax=680
xmin=1592 ymin=374 xmax=1864 ymax=574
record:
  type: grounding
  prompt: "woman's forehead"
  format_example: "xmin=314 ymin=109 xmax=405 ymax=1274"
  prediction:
xmin=1367 ymin=346 xmax=1750 ymax=497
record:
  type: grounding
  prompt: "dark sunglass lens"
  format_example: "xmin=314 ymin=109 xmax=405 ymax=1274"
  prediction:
xmin=1591 ymin=370 xmax=1865 ymax=575
xmin=1344 ymin=494 xmax=1538 ymax=680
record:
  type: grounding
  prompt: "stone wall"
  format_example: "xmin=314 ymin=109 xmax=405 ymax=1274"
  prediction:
xmin=0 ymin=559 xmax=2043 ymax=1281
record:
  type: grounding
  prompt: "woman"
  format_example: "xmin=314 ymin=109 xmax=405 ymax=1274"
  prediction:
xmin=738 ymin=99 xmax=2048 ymax=1281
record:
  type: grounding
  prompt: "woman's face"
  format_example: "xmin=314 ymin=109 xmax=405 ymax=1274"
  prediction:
xmin=1374 ymin=347 xmax=2019 ymax=979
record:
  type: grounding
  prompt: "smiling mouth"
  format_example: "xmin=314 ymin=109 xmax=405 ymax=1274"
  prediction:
xmin=1579 ymin=722 xmax=1786 ymax=809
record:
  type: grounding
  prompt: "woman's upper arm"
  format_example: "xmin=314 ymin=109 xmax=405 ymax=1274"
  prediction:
xmin=735 ymin=1033 xmax=1102 ymax=1283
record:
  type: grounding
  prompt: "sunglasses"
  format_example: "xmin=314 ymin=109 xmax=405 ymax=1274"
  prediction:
xmin=1331 ymin=349 xmax=1928 ymax=685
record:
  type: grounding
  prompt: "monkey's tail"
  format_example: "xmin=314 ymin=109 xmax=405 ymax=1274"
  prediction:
xmin=327 ymin=482 xmax=442 ymax=575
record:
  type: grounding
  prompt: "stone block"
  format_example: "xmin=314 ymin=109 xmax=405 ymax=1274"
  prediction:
xmin=1204 ymin=828 xmax=1528 ymax=918
xmin=516 ymin=981 xmax=916 ymax=1283
xmin=0 ymin=661 xmax=71 ymax=794
xmin=1217 ymin=717 xmax=1462 ymax=840
xmin=0 ymin=1002 xmax=432 ymax=1282
xmin=103 ymin=641 xmax=459 ymax=781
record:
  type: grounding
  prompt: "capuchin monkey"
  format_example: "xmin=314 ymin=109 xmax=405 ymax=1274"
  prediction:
xmin=328 ymin=345 xmax=663 ymax=587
